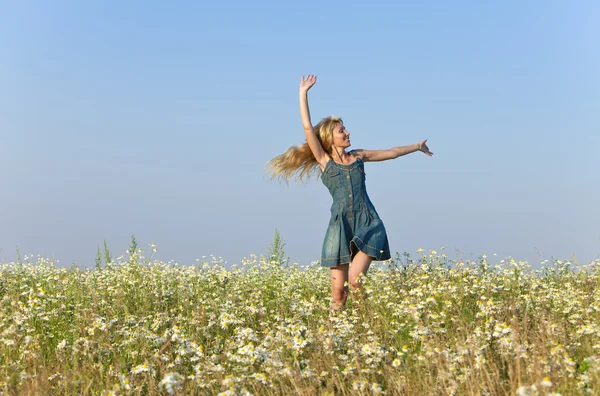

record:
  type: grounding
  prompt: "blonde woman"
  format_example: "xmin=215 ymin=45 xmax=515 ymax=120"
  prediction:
xmin=268 ymin=75 xmax=433 ymax=309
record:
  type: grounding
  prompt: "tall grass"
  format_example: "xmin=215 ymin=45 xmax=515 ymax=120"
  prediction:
xmin=0 ymin=249 xmax=599 ymax=395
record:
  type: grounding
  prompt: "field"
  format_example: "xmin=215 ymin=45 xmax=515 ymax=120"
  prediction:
xmin=1 ymin=249 xmax=599 ymax=395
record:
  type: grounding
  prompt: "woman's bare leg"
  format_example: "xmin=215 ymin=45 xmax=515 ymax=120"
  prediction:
xmin=349 ymin=251 xmax=373 ymax=299
xmin=330 ymin=264 xmax=349 ymax=311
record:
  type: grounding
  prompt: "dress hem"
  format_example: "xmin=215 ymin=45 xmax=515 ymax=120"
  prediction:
xmin=320 ymin=237 xmax=391 ymax=267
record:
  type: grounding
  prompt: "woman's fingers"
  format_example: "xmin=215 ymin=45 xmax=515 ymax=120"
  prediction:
xmin=300 ymin=75 xmax=317 ymax=91
xmin=419 ymin=139 xmax=433 ymax=156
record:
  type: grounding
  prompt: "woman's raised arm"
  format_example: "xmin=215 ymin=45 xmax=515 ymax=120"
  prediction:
xmin=299 ymin=75 xmax=329 ymax=168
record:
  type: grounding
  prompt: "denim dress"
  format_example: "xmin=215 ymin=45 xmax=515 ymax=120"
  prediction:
xmin=320 ymin=150 xmax=391 ymax=267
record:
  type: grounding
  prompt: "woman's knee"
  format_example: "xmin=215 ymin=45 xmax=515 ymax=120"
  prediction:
xmin=331 ymin=285 xmax=347 ymax=302
xmin=348 ymin=274 xmax=363 ymax=290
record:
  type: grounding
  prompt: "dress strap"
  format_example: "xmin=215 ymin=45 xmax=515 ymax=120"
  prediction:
xmin=349 ymin=150 xmax=359 ymax=158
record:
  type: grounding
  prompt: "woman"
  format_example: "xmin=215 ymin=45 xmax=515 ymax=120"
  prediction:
xmin=268 ymin=75 xmax=433 ymax=309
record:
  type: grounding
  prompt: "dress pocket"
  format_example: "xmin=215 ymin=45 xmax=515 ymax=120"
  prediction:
xmin=366 ymin=209 xmax=381 ymax=223
xmin=329 ymin=168 xmax=341 ymax=178
xmin=330 ymin=213 xmax=340 ymax=224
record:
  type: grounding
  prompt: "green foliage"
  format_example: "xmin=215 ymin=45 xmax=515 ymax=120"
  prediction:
xmin=129 ymin=234 xmax=138 ymax=254
xmin=103 ymin=240 xmax=112 ymax=266
xmin=95 ymin=246 xmax=102 ymax=270
xmin=267 ymin=228 xmax=289 ymax=265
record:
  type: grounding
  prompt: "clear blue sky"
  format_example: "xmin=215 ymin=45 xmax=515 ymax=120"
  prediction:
xmin=1 ymin=1 xmax=598 ymax=268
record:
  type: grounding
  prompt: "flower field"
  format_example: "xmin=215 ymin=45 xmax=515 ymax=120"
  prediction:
xmin=1 ymin=249 xmax=599 ymax=395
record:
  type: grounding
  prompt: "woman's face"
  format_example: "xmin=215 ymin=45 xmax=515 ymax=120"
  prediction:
xmin=332 ymin=123 xmax=351 ymax=148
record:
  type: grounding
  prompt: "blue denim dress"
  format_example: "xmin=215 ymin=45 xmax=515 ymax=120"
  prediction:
xmin=320 ymin=150 xmax=391 ymax=267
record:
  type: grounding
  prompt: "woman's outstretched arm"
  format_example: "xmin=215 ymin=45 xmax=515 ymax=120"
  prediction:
xmin=354 ymin=139 xmax=433 ymax=162
xmin=300 ymin=75 xmax=329 ymax=168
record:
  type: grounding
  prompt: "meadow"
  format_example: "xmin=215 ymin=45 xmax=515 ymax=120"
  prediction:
xmin=1 ymin=246 xmax=599 ymax=395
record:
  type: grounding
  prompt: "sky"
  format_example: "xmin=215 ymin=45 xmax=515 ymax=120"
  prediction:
xmin=1 ymin=1 xmax=598 ymax=269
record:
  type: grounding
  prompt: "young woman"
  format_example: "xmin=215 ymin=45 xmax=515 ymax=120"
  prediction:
xmin=268 ymin=75 xmax=433 ymax=309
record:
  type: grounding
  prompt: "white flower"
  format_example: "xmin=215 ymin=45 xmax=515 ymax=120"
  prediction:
xmin=57 ymin=340 xmax=68 ymax=350
xmin=540 ymin=377 xmax=552 ymax=387
xmin=361 ymin=344 xmax=373 ymax=355
xmin=352 ymin=380 xmax=367 ymax=391
xmin=131 ymin=363 xmax=150 ymax=374
xmin=159 ymin=372 xmax=183 ymax=395
xmin=119 ymin=375 xmax=132 ymax=390
xmin=371 ymin=382 xmax=383 ymax=394
xmin=47 ymin=373 xmax=63 ymax=381
xmin=516 ymin=385 xmax=538 ymax=396
xmin=222 ymin=375 xmax=235 ymax=387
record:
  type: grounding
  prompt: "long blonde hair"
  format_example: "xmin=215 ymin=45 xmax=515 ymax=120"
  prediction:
xmin=267 ymin=116 xmax=342 ymax=182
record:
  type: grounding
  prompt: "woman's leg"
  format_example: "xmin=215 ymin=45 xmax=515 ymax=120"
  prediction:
xmin=349 ymin=251 xmax=373 ymax=293
xmin=330 ymin=264 xmax=349 ymax=310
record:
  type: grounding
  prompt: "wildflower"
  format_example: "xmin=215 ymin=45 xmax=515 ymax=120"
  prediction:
xmin=392 ymin=358 xmax=401 ymax=368
xmin=131 ymin=363 xmax=150 ymax=374
xmin=222 ymin=375 xmax=234 ymax=387
xmin=371 ymin=382 xmax=383 ymax=394
xmin=352 ymin=380 xmax=367 ymax=391
xmin=516 ymin=385 xmax=538 ymax=396
xmin=301 ymin=368 xmax=315 ymax=378
xmin=565 ymin=357 xmax=576 ymax=373
xmin=251 ymin=372 xmax=270 ymax=385
xmin=540 ymin=377 xmax=552 ymax=387
xmin=119 ymin=375 xmax=131 ymax=390
xmin=48 ymin=373 xmax=63 ymax=382
xmin=159 ymin=373 xmax=183 ymax=395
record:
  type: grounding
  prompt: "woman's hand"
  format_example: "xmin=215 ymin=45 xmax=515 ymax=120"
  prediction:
xmin=300 ymin=75 xmax=317 ymax=92
xmin=419 ymin=139 xmax=433 ymax=156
